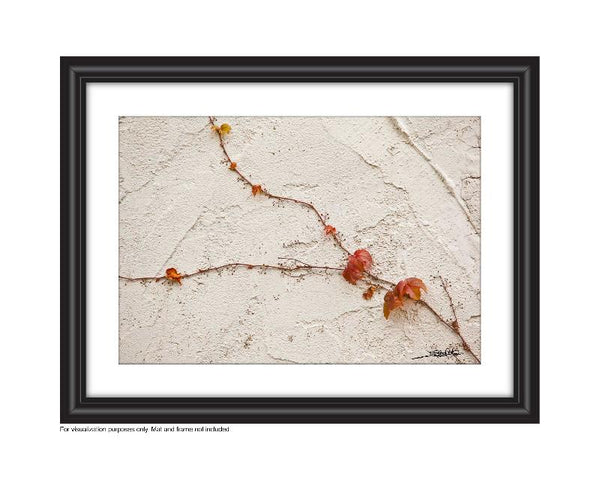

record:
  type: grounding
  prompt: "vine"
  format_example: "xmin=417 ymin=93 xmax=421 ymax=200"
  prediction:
xmin=119 ymin=117 xmax=480 ymax=363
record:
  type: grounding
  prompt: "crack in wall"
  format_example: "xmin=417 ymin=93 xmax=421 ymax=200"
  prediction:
xmin=316 ymin=124 xmax=478 ymax=286
xmin=388 ymin=117 xmax=480 ymax=235
xmin=119 ymin=122 xmax=211 ymax=204
xmin=155 ymin=212 xmax=205 ymax=276
xmin=265 ymin=353 xmax=300 ymax=364
xmin=320 ymin=121 xmax=384 ymax=172
xmin=119 ymin=173 xmax=158 ymax=204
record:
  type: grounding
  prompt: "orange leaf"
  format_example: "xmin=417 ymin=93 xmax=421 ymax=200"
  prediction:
xmin=363 ymin=285 xmax=376 ymax=300
xmin=383 ymin=301 xmax=391 ymax=319
xmin=324 ymin=225 xmax=337 ymax=236
xmin=342 ymin=249 xmax=373 ymax=285
xmin=395 ymin=277 xmax=427 ymax=301
xmin=251 ymin=184 xmax=263 ymax=196
xmin=165 ymin=267 xmax=182 ymax=285
xmin=383 ymin=290 xmax=405 ymax=319
xmin=229 ymin=162 xmax=237 ymax=170
xmin=382 ymin=277 xmax=427 ymax=318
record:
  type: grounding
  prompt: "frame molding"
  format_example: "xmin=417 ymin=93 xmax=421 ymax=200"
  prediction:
xmin=61 ymin=57 xmax=539 ymax=423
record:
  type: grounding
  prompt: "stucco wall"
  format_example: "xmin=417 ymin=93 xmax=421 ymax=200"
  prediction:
xmin=119 ymin=116 xmax=480 ymax=364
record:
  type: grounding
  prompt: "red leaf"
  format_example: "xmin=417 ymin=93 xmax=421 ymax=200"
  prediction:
xmin=354 ymin=249 xmax=373 ymax=270
xmin=324 ymin=225 xmax=337 ymax=236
xmin=251 ymin=184 xmax=263 ymax=196
xmin=395 ymin=277 xmax=427 ymax=301
xmin=229 ymin=162 xmax=237 ymax=170
xmin=383 ymin=277 xmax=427 ymax=319
xmin=342 ymin=249 xmax=373 ymax=285
xmin=165 ymin=268 xmax=182 ymax=285
xmin=342 ymin=255 xmax=364 ymax=284
xmin=383 ymin=290 xmax=404 ymax=319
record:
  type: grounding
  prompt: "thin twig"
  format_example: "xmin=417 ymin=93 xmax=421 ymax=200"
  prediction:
xmin=436 ymin=277 xmax=465 ymax=364
xmin=119 ymin=261 xmax=344 ymax=282
xmin=208 ymin=116 xmax=352 ymax=255
xmin=424 ymin=277 xmax=481 ymax=363
xmin=364 ymin=271 xmax=395 ymax=288
xmin=278 ymin=257 xmax=311 ymax=266
xmin=438 ymin=276 xmax=460 ymax=326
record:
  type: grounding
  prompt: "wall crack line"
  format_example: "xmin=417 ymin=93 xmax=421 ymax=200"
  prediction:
xmin=155 ymin=213 xmax=204 ymax=276
xmin=388 ymin=117 xmax=480 ymax=235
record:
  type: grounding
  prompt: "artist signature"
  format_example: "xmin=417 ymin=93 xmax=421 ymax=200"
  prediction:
xmin=412 ymin=347 xmax=461 ymax=360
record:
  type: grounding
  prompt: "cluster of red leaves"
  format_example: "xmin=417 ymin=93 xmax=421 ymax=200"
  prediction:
xmin=165 ymin=267 xmax=183 ymax=285
xmin=229 ymin=162 xmax=237 ymax=170
xmin=342 ymin=249 xmax=373 ymax=285
xmin=341 ymin=249 xmax=425 ymax=318
xmin=251 ymin=184 xmax=263 ymax=196
xmin=383 ymin=278 xmax=427 ymax=319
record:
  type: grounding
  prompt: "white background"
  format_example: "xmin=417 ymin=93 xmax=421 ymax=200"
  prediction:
xmin=89 ymin=83 xmax=509 ymax=396
xmin=1 ymin=1 xmax=597 ymax=478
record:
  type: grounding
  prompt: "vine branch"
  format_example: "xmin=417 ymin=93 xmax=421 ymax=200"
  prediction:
xmin=434 ymin=276 xmax=480 ymax=363
xmin=120 ymin=262 xmax=478 ymax=363
xmin=208 ymin=116 xmax=351 ymax=255
xmin=120 ymin=117 xmax=480 ymax=364
xmin=119 ymin=261 xmax=344 ymax=282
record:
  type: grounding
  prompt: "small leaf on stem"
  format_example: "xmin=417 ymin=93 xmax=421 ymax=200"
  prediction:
xmin=363 ymin=285 xmax=376 ymax=300
xmin=211 ymin=123 xmax=232 ymax=135
xmin=165 ymin=268 xmax=183 ymax=285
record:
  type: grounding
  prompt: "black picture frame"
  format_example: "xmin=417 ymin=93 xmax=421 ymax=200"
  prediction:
xmin=61 ymin=56 xmax=539 ymax=424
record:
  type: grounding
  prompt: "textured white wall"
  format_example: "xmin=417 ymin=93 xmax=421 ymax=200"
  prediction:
xmin=119 ymin=116 xmax=480 ymax=364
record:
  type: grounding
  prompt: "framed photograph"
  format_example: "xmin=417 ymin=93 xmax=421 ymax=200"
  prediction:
xmin=61 ymin=57 xmax=539 ymax=423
